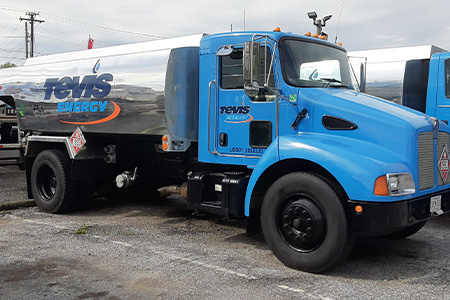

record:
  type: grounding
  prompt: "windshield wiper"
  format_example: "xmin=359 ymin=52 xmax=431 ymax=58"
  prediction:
xmin=320 ymin=78 xmax=349 ymax=89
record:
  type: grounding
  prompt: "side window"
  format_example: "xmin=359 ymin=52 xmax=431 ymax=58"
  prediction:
xmin=220 ymin=47 xmax=275 ymax=101
xmin=221 ymin=49 xmax=244 ymax=89
xmin=446 ymin=59 xmax=450 ymax=99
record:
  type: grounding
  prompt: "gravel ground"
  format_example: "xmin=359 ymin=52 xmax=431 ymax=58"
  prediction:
xmin=1 ymin=166 xmax=450 ymax=299
xmin=0 ymin=164 xmax=28 ymax=206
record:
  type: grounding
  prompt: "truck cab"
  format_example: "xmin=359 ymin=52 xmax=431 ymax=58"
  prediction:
xmin=195 ymin=31 xmax=450 ymax=271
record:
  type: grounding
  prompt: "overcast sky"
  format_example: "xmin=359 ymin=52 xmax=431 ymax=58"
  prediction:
xmin=1 ymin=0 xmax=449 ymax=66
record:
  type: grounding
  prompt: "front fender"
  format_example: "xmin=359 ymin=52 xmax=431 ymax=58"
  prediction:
xmin=244 ymin=134 xmax=411 ymax=216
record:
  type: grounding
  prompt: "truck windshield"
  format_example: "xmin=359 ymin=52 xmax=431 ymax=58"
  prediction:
xmin=280 ymin=38 xmax=355 ymax=89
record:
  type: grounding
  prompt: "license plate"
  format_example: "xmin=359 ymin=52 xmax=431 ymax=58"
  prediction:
xmin=430 ymin=195 xmax=442 ymax=213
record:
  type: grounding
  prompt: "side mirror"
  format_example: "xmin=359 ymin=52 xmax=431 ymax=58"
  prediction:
xmin=243 ymin=41 xmax=261 ymax=98
xmin=359 ymin=62 xmax=366 ymax=93
xmin=217 ymin=45 xmax=233 ymax=56
xmin=243 ymin=42 xmax=260 ymax=82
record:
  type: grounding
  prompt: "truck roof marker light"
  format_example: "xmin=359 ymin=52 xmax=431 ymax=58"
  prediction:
xmin=313 ymin=33 xmax=319 ymax=38
xmin=319 ymin=35 xmax=327 ymax=40
xmin=273 ymin=27 xmax=281 ymax=32
xmin=305 ymin=32 xmax=312 ymax=37
xmin=374 ymin=175 xmax=389 ymax=196
xmin=337 ymin=42 xmax=343 ymax=46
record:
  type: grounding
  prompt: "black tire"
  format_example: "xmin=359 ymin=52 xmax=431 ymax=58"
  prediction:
xmin=31 ymin=149 xmax=75 ymax=213
xmin=383 ymin=221 xmax=427 ymax=240
xmin=261 ymin=172 xmax=351 ymax=273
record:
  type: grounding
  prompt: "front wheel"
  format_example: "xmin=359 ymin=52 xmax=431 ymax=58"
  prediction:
xmin=261 ymin=172 xmax=352 ymax=273
xmin=31 ymin=149 xmax=75 ymax=213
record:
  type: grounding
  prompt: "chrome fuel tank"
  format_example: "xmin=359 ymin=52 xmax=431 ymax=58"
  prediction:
xmin=0 ymin=34 xmax=204 ymax=140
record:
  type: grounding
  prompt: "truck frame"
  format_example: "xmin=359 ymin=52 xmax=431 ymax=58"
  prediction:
xmin=1 ymin=31 xmax=450 ymax=273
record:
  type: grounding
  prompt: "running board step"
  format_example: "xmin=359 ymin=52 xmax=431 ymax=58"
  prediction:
xmin=187 ymin=172 xmax=249 ymax=218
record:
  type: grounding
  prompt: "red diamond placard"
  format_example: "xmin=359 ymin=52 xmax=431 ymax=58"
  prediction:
xmin=439 ymin=144 xmax=449 ymax=183
xmin=69 ymin=127 xmax=86 ymax=155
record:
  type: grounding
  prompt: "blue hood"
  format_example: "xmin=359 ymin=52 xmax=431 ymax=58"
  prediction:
xmin=293 ymin=88 xmax=447 ymax=197
xmin=300 ymin=88 xmax=432 ymax=135
xmin=298 ymin=89 xmax=436 ymax=154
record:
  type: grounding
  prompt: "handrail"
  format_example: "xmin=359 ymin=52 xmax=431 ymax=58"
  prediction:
xmin=207 ymin=79 xmax=217 ymax=154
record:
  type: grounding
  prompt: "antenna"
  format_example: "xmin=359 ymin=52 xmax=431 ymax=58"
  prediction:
xmin=335 ymin=0 xmax=345 ymax=43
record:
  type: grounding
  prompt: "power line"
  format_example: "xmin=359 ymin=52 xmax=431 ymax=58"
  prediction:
xmin=0 ymin=20 xmax=22 ymax=49
xmin=0 ymin=5 xmax=27 ymax=13
xmin=41 ymin=12 xmax=165 ymax=40
xmin=1 ymin=5 xmax=164 ymax=41
xmin=36 ymin=27 xmax=117 ymax=47
xmin=0 ymin=4 xmax=166 ymax=62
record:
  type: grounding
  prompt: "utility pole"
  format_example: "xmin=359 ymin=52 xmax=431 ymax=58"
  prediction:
xmin=24 ymin=22 xmax=28 ymax=59
xmin=20 ymin=11 xmax=44 ymax=58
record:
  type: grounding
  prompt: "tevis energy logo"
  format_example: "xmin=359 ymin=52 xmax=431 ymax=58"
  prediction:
xmin=220 ymin=101 xmax=253 ymax=123
xmin=43 ymin=73 xmax=113 ymax=100
xmin=44 ymin=59 xmax=121 ymax=125
xmin=57 ymin=100 xmax=120 ymax=125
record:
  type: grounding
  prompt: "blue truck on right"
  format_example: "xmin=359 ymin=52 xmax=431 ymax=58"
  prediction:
xmin=349 ymin=46 xmax=450 ymax=124
xmin=425 ymin=52 xmax=450 ymax=123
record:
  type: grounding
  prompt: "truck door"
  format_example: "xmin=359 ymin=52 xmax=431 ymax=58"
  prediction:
xmin=214 ymin=46 xmax=277 ymax=158
xmin=435 ymin=57 xmax=450 ymax=124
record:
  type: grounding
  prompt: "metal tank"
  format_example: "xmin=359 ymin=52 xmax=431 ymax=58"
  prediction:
xmin=0 ymin=34 xmax=204 ymax=141
xmin=348 ymin=45 xmax=446 ymax=104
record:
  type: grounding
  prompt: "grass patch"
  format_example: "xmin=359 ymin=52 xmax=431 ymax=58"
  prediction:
xmin=75 ymin=224 xmax=90 ymax=235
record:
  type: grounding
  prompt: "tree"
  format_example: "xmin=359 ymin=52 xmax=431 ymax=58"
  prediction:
xmin=0 ymin=62 xmax=17 ymax=69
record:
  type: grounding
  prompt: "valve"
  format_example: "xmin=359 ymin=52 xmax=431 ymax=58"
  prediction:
xmin=115 ymin=167 xmax=138 ymax=189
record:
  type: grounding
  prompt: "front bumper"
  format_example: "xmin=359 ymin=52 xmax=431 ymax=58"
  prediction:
xmin=349 ymin=190 xmax=450 ymax=236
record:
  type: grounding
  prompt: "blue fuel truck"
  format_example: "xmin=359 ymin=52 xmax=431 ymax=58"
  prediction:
xmin=1 ymin=30 xmax=449 ymax=273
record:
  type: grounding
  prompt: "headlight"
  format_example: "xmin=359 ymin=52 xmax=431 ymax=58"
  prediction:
xmin=374 ymin=173 xmax=415 ymax=196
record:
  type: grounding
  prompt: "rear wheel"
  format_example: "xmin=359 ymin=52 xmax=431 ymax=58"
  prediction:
xmin=261 ymin=172 xmax=352 ymax=273
xmin=31 ymin=149 xmax=75 ymax=213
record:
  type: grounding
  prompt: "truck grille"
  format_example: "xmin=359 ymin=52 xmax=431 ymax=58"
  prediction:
xmin=418 ymin=131 xmax=434 ymax=190
xmin=418 ymin=131 xmax=450 ymax=190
